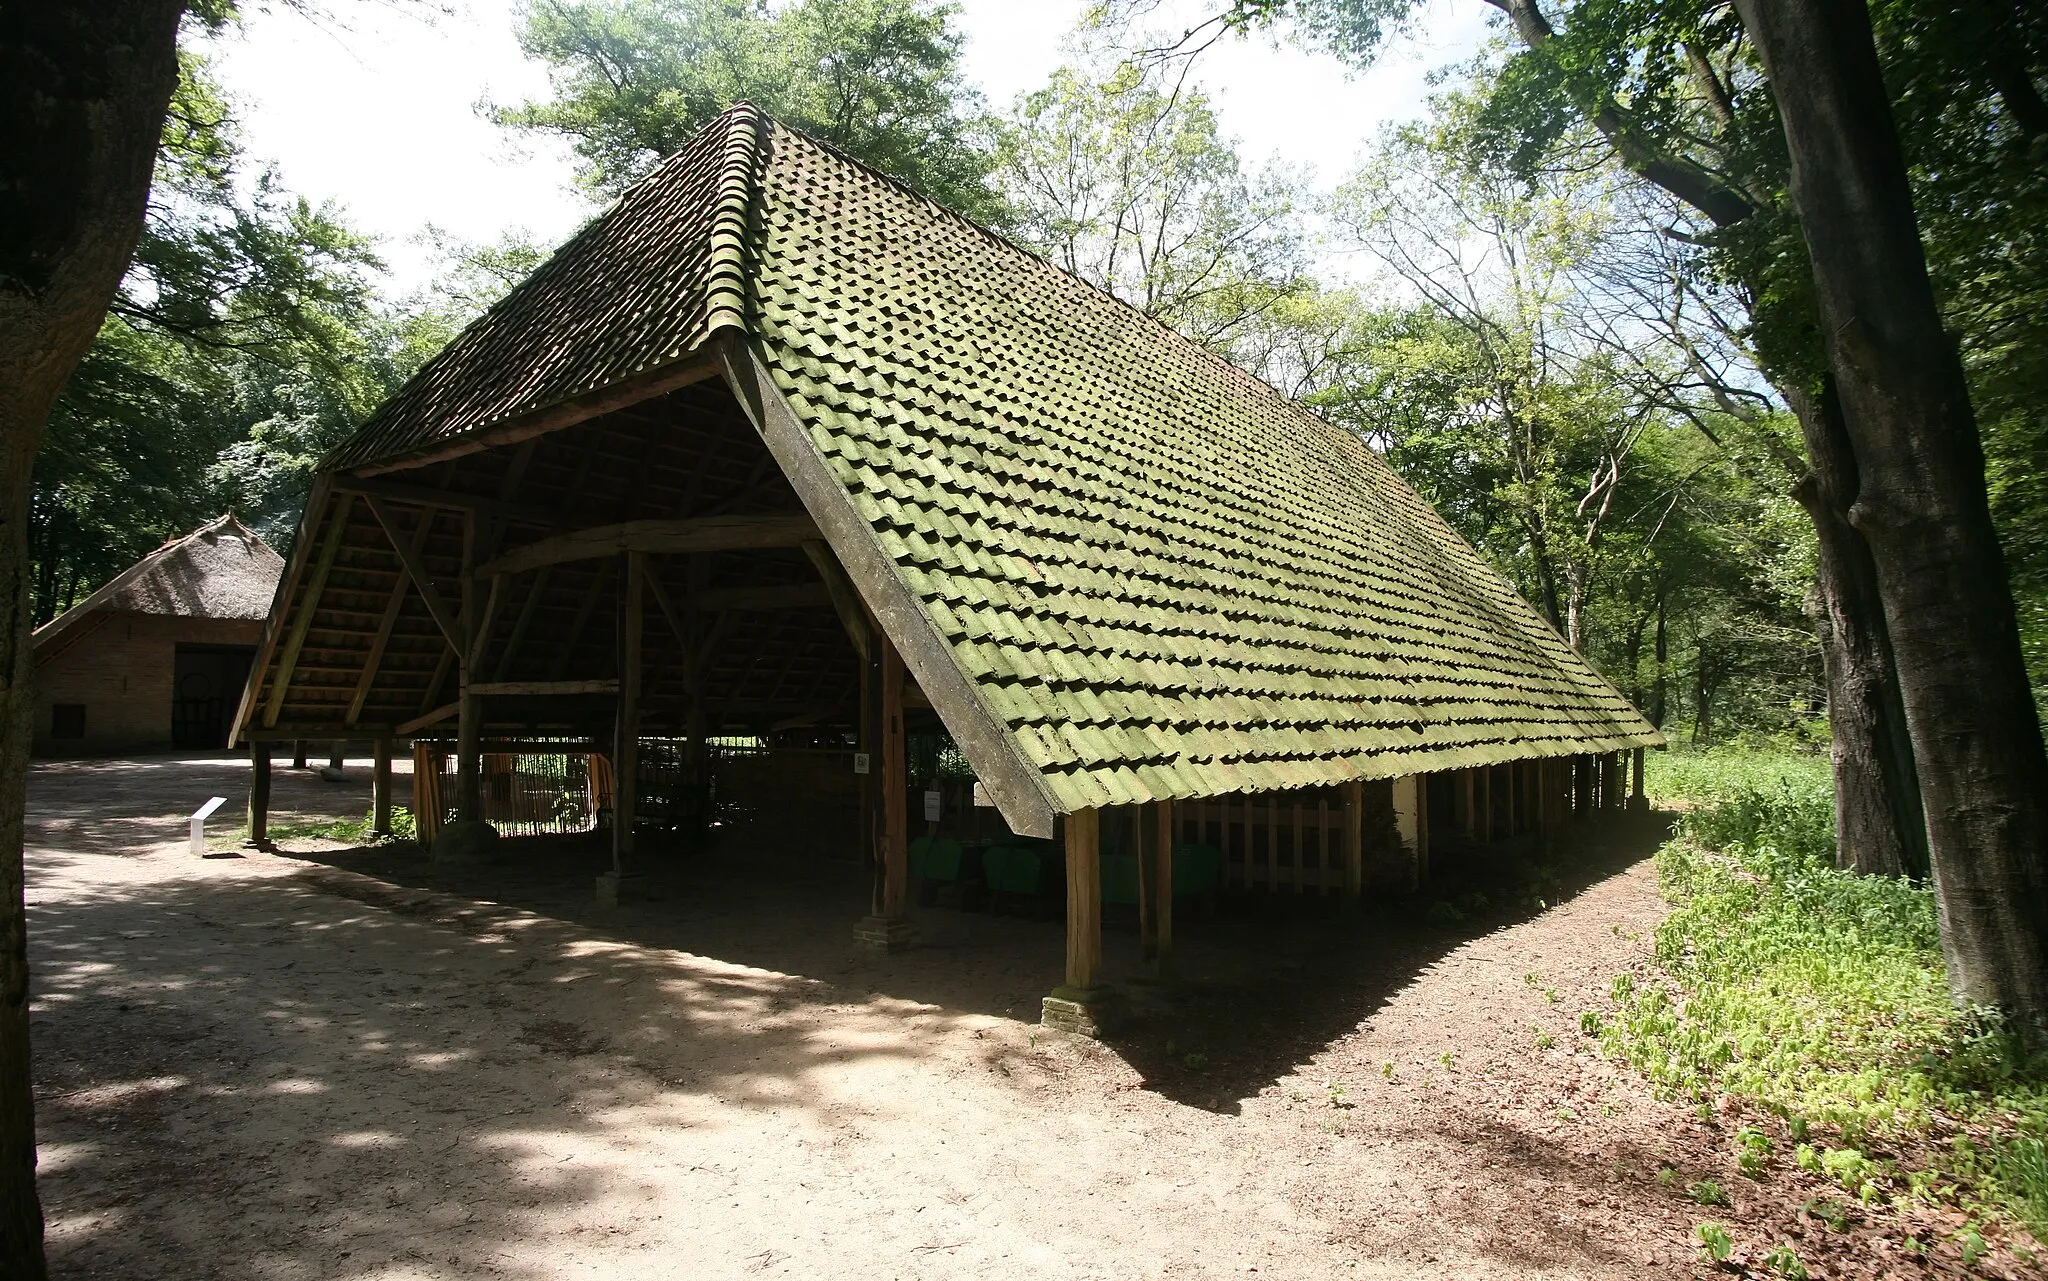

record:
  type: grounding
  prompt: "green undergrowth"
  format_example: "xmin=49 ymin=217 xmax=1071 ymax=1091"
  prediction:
xmin=228 ymin=805 xmax=417 ymax=847
xmin=1607 ymin=748 xmax=2048 ymax=1243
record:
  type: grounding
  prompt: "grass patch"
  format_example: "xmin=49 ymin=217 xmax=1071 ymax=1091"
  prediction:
xmin=227 ymin=805 xmax=418 ymax=847
xmin=1608 ymin=748 xmax=2048 ymax=1239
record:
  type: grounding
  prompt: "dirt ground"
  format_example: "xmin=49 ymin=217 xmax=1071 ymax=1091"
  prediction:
xmin=22 ymin=752 xmax=2030 ymax=1279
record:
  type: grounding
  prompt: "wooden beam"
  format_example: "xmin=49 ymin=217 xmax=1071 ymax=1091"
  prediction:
xmin=614 ymin=550 xmax=645 ymax=875
xmin=348 ymin=349 xmax=722 ymax=479
xmin=492 ymin=565 xmax=553 ymax=681
xmin=1064 ymin=808 xmax=1102 ymax=989
xmin=802 ymin=539 xmax=871 ymax=662
xmin=262 ymin=493 xmax=354 ymax=728
xmin=247 ymin=741 xmax=272 ymax=847
xmin=397 ymin=703 xmax=457 ymax=735
xmin=335 ymin=477 xmax=506 ymax=518
xmin=364 ymin=494 xmax=463 ymax=651
xmin=721 ymin=337 xmax=1057 ymax=838
xmin=457 ymin=512 xmax=482 ymax=822
xmin=643 ymin=562 xmax=691 ymax=651
xmin=475 ymin=513 xmax=819 ymax=579
xmin=348 ymin=505 xmax=436 ymax=727
xmin=468 ymin=679 xmax=619 ymax=696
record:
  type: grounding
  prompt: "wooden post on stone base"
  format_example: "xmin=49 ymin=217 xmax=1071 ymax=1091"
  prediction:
xmin=1043 ymin=807 xmax=1124 ymax=1036
xmin=853 ymin=628 xmax=913 ymax=952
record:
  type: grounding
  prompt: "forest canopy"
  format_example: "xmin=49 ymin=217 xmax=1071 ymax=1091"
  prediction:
xmin=41 ymin=0 xmax=2046 ymax=754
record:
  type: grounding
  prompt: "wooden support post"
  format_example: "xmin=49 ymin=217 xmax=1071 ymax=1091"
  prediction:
xmin=1478 ymin=764 xmax=1493 ymax=842
xmin=328 ymin=742 xmax=345 ymax=772
xmin=1154 ymin=799 xmax=1174 ymax=967
xmin=1393 ymin=775 xmax=1424 ymax=890
xmin=247 ymin=741 xmax=271 ymax=848
xmin=455 ymin=512 xmax=482 ymax=824
xmin=1631 ymin=746 xmax=1648 ymax=811
xmin=606 ymin=550 xmax=645 ymax=892
xmin=1042 ymin=807 xmax=1123 ymax=1036
xmin=372 ymin=740 xmax=393 ymax=836
xmin=1607 ymin=752 xmax=1625 ymax=813
xmin=854 ymin=628 xmax=913 ymax=952
xmin=1138 ymin=803 xmax=1159 ymax=966
xmin=1339 ymin=778 xmax=1364 ymax=913
xmin=881 ymin=632 xmax=908 ymax=916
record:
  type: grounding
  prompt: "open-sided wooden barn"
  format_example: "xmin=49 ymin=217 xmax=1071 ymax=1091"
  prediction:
xmin=235 ymin=104 xmax=1659 ymax=1032
xmin=36 ymin=514 xmax=283 ymax=755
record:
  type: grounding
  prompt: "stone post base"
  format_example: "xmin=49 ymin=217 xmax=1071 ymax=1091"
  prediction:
xmin=594 ymin=871 xmax=646 ymax=906
xmin=853 ymin=915 xmax=915 ymax=954
xmin=1041 ymin=985 xmax=1127 ymax=1038
xmin=1629 ymin=794 xmax=1652 ymax=813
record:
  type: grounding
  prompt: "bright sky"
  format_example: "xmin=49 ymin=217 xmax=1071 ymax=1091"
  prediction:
xmin=206 ymin=0 xmax=1493 ymax=298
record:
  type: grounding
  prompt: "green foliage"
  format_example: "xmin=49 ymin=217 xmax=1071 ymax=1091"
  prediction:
xmin=1606 ymin=753 xmax=2048 ymax=1237
xmin=995 ymin=62 xmax=1308 ymax=350
xmin=1696 ymin=1220 xmax=1734 ymax=1261
xmin=496 ymin=0 xmax=1002 ymax=221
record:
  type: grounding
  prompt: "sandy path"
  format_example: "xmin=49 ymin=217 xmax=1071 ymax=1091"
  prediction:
xmin=25 ymin=752 xmax=1750 ymax=1279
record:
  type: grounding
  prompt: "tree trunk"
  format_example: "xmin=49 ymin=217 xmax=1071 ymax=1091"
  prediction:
xmin=1783 ymin=380 xmax=1928 ymax=880
xmin=1739 ymin=0 xmax=2048 ymax=1028
xmin=1484 ymin=0 xmax=1930 ymax=884
xmin=1650 ymin=593 xmax=1668 ymax=728
xmin=0 ymin=4 xmax=188 ymax=1275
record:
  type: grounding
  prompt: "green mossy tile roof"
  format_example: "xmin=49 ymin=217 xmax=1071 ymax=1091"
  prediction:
xmin=319 ymin=104 xmax=1658 ymax=812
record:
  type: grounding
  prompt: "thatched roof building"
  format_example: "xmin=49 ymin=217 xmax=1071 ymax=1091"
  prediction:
xmin=36 ymin=514 xmax=282 ymax=753
xmin=237 ymin=105 xmax=1656 ymax=1030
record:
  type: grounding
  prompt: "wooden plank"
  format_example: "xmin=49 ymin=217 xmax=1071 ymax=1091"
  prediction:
xmin=348 ymin=505 xmax=437 ymax=727
xmin=475 ymin=513 xmax=819 ymax=579
xmin=397 ymin=703 xmax=457 ymax=735
xmin=335 ymin=477 xmax=510 ymax=519
xmin=364 ymin=494 xmax=463 ymax=651
xmin=262 ymin=493 xmax=355 ymax=728
xmin=643 ymin=562 xmax=691 ymax=651
xmin=349 ymin=349 xmax=723 ymax=478
xmin=879 ymin=630 xmax=908 ymax=919
xmin=801 ymin=539 xmax=871 ymax=662
xmin=468 ymin=679 xmax=620 ymax=696
xmin=721 ymin=338 xmax=1058 ymax=839
xmin=1064 ymin=808 xmax=1102 ymax=989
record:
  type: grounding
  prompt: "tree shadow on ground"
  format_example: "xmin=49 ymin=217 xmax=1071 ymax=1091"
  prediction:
xmin=1103 ymin=811 xmax=1674 ymax=1112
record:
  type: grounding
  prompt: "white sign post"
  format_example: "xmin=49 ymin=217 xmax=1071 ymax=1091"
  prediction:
xmin=190 ymin=796 xmax=228 ymax=857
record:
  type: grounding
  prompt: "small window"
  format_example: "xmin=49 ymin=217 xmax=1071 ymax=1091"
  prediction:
xmin=51 ymin=704 xmax=85 ymax=740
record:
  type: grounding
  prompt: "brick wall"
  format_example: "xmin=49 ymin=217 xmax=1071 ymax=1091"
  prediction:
xmin=32 ymin=613 xmax=263 ymax=755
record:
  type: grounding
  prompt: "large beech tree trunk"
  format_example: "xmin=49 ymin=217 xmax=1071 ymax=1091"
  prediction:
xmin=1783 ymin=380 xmax=1928 ymax=880
xmin=1483 ymin=0 xmax=1932 ymax=884
xmin=0 ymin=4 xmax=188 ymax=1275
xmin=1738 ymin=0 xmax=2048 ymax=1027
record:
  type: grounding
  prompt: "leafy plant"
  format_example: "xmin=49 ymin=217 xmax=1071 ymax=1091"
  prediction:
xmin=1696 ymin=1221 xmax=1733 ymax=1262
xmin=1690 ymin=1178 xmax=1730 ymax=1207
